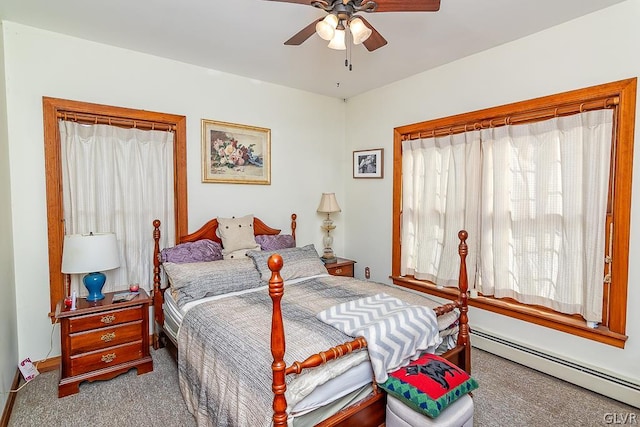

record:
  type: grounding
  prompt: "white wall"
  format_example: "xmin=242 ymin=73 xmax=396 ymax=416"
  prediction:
xmin=2 ymin=21 xmax=346 ymax=362
xmin=345 ymin=0 xmax=640 ymax=393
xmin=0 ymin=21 xmax=19 ymax=411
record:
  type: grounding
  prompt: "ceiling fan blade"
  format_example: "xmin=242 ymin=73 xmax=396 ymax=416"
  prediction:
xmin=359 ymin=16 xmax=388 ymax=52
xmin=374 ymin=0 xmax=440 ymax=12
xmin=284 ymin=19 xmax=322 ymax=45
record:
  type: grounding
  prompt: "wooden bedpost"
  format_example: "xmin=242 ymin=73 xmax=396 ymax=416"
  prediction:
xmin=457 ymin=230 xmax=471 ymax=374
xmin=291 ymin=213 xmax=297 ymax=242
xmin=268 ymin=254 xmax=288 ymax=427
xmin=152 ymin=219 xmax=164 ymax=350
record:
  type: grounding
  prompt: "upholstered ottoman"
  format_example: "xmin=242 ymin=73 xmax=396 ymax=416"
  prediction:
xmin=379 ymin=353 xmax=477 ymax=427
xmin=386 ymin=393 xmax=474 ymax=427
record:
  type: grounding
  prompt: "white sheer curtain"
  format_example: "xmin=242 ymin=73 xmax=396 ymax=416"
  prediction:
xmin=59 ymin=121 xmax=175 ymax=297
xmin=400 ymin=131 xmax=481 ymax=288
xmin=479 ymin=110 xmax=613 ymax=322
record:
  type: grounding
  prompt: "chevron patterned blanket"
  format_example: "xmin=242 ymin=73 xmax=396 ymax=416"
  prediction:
xmin=317 ymin=293 xmax=442 ymax=383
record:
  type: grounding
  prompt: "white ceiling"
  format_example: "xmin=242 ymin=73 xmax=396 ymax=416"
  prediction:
xmin=0 ymin=0 xmax=627 ymax=99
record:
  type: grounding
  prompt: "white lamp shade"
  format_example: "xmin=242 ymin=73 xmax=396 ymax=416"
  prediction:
xmin=349 ymin=17 xmax=372 ymax=45
xmin=327 ymin=28 xmax=346 ymax=50
xmin=316 ymin=14 xmax=338 ymax=41
xmin=317 ymin=193 xmax=342 ymax=213
xmin=61 ymin=232 xmax=120 ymax=274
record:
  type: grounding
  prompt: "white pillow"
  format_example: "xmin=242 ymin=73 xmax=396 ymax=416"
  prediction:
xmin=223 ymin=246 xmax=260 ymax=260
xmin=217 ymin=215 xmax=260 ymax=254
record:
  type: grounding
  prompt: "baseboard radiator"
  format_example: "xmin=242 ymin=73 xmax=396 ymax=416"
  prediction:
xmin=471 ymin=328 xmax=640 ymax=409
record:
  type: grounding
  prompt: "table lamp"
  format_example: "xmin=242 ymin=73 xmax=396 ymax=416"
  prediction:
xmin=317 ymin=193 xmax=341 ymax=264
xmin=61 ymin=232 xmax=120 ymax=302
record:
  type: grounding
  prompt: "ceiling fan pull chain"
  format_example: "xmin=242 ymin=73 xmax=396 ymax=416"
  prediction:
xmin=345 ymin=27 xmax=349 ymax=68
xmin=344 ymin=29 xmax=353 ymax=71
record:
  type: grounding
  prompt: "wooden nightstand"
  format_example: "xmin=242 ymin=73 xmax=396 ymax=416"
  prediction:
xmin=324 ymin=258 xmax=356 ymax=277
xmin=56 ymin=289 xmax=153 ymax=397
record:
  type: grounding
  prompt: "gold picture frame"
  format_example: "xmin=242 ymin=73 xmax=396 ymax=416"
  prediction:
xmin=201 ymin=119 xmax=271 ymax=184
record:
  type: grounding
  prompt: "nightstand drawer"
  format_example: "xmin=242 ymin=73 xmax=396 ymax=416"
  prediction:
xmin=68 ymin=306 xmax=143 ymax=333
xmin=69 ymin=341 xmax=143 ymax=377
xmin=327 ymin=264 xmax=354 ymax=277
xmin=69 ymin=321 xmax=143 ymax=355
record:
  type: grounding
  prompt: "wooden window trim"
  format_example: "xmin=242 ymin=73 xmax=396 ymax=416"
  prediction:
xmin=43 ymin=97 xmax=188 ymax=317
xmin=391 ymin=78 xmax=637 ymax=348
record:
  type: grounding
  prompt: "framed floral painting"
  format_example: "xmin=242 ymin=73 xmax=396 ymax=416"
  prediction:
xmin=353 ymin=148 xmax=383 ymax=179
xmin=201 ymin=119 xmax=271 ymax=184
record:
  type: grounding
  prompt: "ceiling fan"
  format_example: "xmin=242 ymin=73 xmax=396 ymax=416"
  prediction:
xmin=264 ymin=0 xmax=441 ymax=52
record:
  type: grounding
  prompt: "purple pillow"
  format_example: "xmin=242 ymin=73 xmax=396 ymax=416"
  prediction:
xmin=161 ymin=239 xmax=223 ymax=263
xmin=255 ymin=234 xmax=296 ymax=251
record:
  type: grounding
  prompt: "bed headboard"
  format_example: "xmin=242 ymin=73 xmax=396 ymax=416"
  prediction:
xmin=177 ymin=214 xmax=297 ymax=244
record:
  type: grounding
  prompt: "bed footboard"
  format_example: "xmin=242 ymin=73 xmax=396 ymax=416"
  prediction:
xmin=268 ymin=230 xmax=471 ymax=427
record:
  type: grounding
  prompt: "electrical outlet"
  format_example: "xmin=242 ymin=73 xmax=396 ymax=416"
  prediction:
xmin=365 ymin=267 xmax=371 ymax=280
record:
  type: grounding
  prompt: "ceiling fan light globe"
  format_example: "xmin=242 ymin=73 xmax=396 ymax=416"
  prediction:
xmin=316 ymin=22 xmax=335 ymax=41
xmin=316 ymin=14 xmax=338 ymax=41
xmin=349 ymin=17 xmax=372 ymax=45
xmin=327 ymin=28 xmax=346 ymax=50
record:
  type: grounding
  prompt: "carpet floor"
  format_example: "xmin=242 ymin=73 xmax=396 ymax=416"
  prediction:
xmin=7 ymin=346 xmax=637 ymax=426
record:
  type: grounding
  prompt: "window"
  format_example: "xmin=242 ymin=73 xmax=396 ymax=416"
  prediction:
xmin=44 ymin=97 xmax=188 ymax=316
xmin=391 ymin=78 xmax=636 ymax=348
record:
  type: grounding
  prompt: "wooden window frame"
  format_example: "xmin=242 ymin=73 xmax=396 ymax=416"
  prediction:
xmin=391 ymin=78 xmax=636 ymax=348
xmin=43 ymin=97 xmax=188 ymax=317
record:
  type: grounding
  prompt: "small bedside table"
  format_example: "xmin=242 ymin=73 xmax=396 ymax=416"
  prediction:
xmin=324 ymin=258 xmax=356 ymax=277
xmin=56 ymin=289 xmax=154 ymax=397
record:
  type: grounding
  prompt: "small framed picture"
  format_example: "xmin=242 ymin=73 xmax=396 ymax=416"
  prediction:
xmin=353 ymin=148 xmax=383 ymax=179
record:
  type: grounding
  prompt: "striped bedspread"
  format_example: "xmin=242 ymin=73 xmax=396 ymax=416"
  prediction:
xmin=317 ymin=293 xmax=442 ymax=383
xmin=177 ymin=275 xmax=458 ymax=426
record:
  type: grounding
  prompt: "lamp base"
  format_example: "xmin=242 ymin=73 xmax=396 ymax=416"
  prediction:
xmin=83 ymin=272 xmax=106 ymax=302
xmin=321 ymin=246 xmax=336 ymax=264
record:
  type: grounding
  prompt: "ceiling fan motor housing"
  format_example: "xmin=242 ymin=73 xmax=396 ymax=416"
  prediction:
xmin=312 ymin=0 xmax=378 ymax=18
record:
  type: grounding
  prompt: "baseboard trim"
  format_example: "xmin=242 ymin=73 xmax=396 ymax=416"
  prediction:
xmin=0 ymin=369 xmax=21 ymax=427
xmin=35 ymin=356 xmax=60 ymax=373
xmin=471 ymin=329 xmax=640 ymax=409
xmin=1 ymin=354 xmax=60 ymax=426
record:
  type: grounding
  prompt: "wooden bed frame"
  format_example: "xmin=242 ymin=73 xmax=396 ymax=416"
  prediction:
xmin=151 ymin=214 xmax=296 ymax=348
xmin=152 ymin=214 xmax=470 ymax=427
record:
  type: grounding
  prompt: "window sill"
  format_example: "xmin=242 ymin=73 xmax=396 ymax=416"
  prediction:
xmin=390 ymin=275 xmax=628 ymax=349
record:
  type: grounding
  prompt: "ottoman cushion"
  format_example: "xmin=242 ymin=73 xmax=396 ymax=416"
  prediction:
xmin=378 ymin=353 xmax=478 ymax=418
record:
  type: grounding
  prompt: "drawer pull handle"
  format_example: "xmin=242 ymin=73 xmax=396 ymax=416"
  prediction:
xmin=101 ymin=332 xmax=116 ymax=342
xmin=101 ymin=353 xmax=117 ymax=363
xmin=335 ymin=268 xmax=342 ymax=274
xmin=100 ymin=315 xmax=116 ymax=324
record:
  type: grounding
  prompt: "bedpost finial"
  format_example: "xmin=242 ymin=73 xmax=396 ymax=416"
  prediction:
xmin=458 ymin=230 xmax=468 ymax=242
xmin=268 ymin=254 xmax=283 ymax=272
xmin=153 ymin=219 xmax=161 ymax=228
